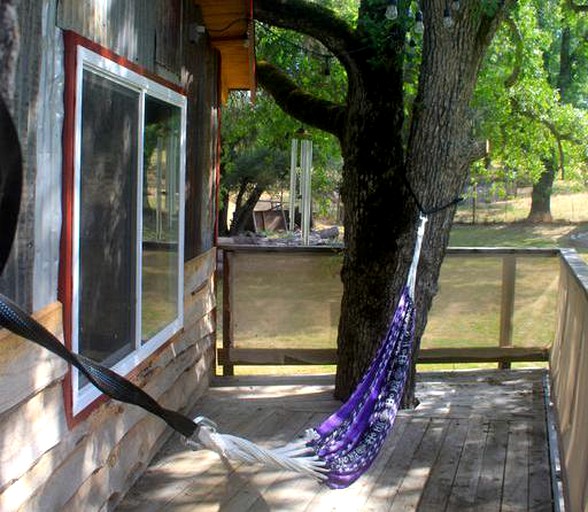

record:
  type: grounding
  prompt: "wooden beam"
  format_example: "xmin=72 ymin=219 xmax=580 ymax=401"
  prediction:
xmin=222 ymin=250 xmax=235 ymax=376
xmin=499 ymin=255 xmax=517 ymax=369
xmin=417 ymin=347 xmax=549 ymax=364
xmin=217 ymin=346 xmax=549 ymax=367
xmin=218 ymin=347 xmax=336 ymax=366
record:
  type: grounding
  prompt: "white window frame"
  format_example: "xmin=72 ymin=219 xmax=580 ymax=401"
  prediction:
xmin=71 ymin=46 xmax=187 ymax=414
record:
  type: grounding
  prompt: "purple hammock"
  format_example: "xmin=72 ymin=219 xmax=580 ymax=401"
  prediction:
xmin=302 ymin=214 xmax=427 ymax=488
xmin=305 ymin=283 xmax=416 ymax=488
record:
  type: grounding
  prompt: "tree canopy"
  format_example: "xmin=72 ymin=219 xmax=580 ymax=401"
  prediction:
xmin=219 ymin=88 xmax=343 ymax=234
xmin=472 ymin=0 xmax=588 ymax=220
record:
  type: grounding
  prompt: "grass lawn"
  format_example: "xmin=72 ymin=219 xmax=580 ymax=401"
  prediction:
xmin=220 ymin=191 xmax=588 ymax=376
xmin=449 ymin=222 xmax=587 ymax=251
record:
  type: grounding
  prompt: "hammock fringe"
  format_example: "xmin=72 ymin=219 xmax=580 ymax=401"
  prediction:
xmin=185 ymin=417 xmax=329 ymax=481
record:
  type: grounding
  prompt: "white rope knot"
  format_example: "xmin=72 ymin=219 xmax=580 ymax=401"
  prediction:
xmin=184 ymin=415 xmax=328 ymax=481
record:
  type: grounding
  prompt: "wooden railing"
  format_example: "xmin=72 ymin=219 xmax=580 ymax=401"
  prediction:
xmin=217 ymin=244 xmax=588 ymax=509
xmin=218 ymin=245 xmax=559 ymax=375
xmin=549 ymin=249 xmax=588 ymax=512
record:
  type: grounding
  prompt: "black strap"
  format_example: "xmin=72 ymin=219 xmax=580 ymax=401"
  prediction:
xmin=0 ymin=292 xmax=198 ymax=437
xmin=0 ymin=94 xmax=197 ymax=439
xmin=401 ymin=172 xmax=463 ymax=215
xmin=0 ymin=95 xmax=22 ymax=272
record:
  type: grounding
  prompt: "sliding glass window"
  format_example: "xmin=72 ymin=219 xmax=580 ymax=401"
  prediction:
xmin=71 ymin=46 xmax=186 ymax=413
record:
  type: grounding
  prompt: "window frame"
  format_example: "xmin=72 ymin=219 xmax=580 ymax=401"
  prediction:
xmin=66 ymin=38 xmax=187 ymax=416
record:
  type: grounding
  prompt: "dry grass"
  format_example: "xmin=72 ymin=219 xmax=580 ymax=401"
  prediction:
xmin=455 ymin=191 xmax=588 ymax=224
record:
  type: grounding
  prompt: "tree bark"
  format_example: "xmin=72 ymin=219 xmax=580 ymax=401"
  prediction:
xmin=254 ymin=0 xmax=511 ymax=402
xmin=528 ymin=159 xmax=555 ymax=223
xmin=228 ymin=184 xmax=264 ymax=235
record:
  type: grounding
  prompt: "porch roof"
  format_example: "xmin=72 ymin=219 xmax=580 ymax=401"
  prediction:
xmin=198 ymin=0 xmax=255 ymax=101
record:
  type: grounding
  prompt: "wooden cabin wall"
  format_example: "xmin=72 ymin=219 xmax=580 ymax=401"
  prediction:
xmin=0 ymin=0 xmax=222 ymax=509
xmin=0 ymin=250 xmax=216 ymax=511
xmin=183 ymin=1 xmax=221 ymax=259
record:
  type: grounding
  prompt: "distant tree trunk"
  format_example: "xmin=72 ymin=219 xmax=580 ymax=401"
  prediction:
xmin=254 ymin=0 xmax=510 ymax=403
xmin=218 ymin=188 xmax=230 ymax=236
xmin=527 ymin=159 xmax=555 ymax=223
xmin=228 ymin=184 xmax=264 ymax=235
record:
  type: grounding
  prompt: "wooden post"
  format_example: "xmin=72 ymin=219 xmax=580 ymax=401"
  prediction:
xmin=222 ymin=250 xmax=234 ymax=376
xmin=499 ymin=255 xmax=516 ymax=369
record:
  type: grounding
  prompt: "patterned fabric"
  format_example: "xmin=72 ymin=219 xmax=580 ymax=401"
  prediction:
xmin=306 ymin=285 xmax=416 ymax=489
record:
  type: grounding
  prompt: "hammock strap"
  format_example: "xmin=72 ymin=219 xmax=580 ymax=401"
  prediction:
xmin=406 ymin=213 xmax=428 ymax=299
xmin=0 ymin=292 xmax=198 ymax=438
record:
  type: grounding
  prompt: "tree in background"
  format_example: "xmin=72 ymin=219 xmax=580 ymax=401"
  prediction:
xmin=219 ymin=92 xmax=290 ymax=235
xmin=253 ymin=0 xmax=513 ymax=402
xmin=472 ymin=0 xmax=588 ymax=222
xmin=219 ymin=90 xmax=342 ymax=235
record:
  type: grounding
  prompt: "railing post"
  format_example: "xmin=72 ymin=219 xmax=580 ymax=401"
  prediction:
xmin=499 ymin=254 xmax=516 ymax=369
xmin=222 ymin=250 xmax=234 ymax=376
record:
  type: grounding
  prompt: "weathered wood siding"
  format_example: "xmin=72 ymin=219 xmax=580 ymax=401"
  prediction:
xmin=183 ymin=1 xmax=220 ymax=259
xmin=550 ymin=249 xmax=588 ymax=512
xmin=0 ymin=0 xmax=223 ymax=509
xmin=57 ymin=0 xmax=179 ymax=83
xmin=0 ymin=249 xmax=216 ymax=511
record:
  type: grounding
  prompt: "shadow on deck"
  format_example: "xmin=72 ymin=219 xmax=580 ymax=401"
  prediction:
xmin=116 ymin=369 xmax=554 ymax=511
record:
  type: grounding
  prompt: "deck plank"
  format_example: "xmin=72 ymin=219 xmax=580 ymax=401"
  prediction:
xmin=445 ymin=416 xmax=488 ymax=511
xmin=528 ymin=379 xmax=554 ymax=512
xmin=502 ymin=419 xmax=530 ymax=512
xmin=474 ymin=420 xmax=509 ymax=511
xmin=360 ymin=417 xmax=431 ymax=511
xmin=116 ymin=370 xmax=554 ymax=512
xmin=417 ymin=418 xmax=470 ymax=511
xmin=388 ymin=418 xmax=448 ymax=512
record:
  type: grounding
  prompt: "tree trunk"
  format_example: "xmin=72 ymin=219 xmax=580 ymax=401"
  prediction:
xmin=228 ymin=184 xmax=264 ymax=235
xmin=527 ymin=159 xmax=555 ymax=223
xmin=254 ymin=0 xmax=510 ymax=403
xmin=218 ymin=188 xmax=230 ymax=236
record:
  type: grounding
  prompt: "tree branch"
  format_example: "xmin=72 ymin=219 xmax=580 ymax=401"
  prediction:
xmin=503 ymin=17 xmax=523 ymax=88
xmin=256 ymin=60 xmax=345 ymax=138
xmin=253 ymin=0 xmax=360 ymax=72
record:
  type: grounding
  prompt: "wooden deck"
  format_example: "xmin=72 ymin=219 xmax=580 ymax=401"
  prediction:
xmin=116 ymin=370 xmax=554 ymax=511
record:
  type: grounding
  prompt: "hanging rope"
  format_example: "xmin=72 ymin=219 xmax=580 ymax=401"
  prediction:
xmin=401 ymin=171 xmax=463 ymax=216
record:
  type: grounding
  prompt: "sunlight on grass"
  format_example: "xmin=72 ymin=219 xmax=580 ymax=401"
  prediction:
xmin=217 ymin=190 xmax=588 ymax=376
xmin=454 ymin=190 xmax=588 ymax=224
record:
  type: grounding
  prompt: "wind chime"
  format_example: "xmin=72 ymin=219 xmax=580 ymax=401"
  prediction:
xmin=385 ymin=0 xmax=461 ymax=30
xmin=289 ymin=130 xmax=313 ymax=245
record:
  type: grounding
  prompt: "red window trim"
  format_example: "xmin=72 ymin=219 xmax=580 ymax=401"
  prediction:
xmin=59 ymin=31 xmax=187 ymax=428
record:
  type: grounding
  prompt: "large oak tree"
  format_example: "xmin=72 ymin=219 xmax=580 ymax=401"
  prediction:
xmin=253 ymin=0 xmax=513 ymax=402
xmin=472 ymin=0 xmax=588 ymax=223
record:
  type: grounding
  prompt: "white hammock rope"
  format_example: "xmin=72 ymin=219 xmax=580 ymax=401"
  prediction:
xmin=184 ymin=416 xmax=329 ymax=481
